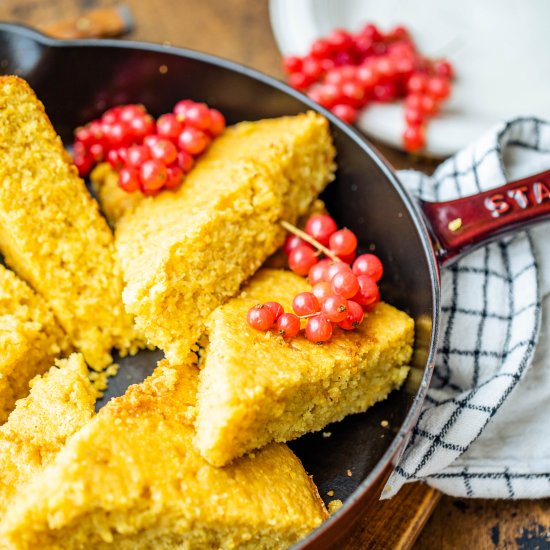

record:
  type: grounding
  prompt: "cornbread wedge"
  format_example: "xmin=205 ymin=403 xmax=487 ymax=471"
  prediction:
xmin=1 ymin=361 xmax=328 ymax=549
xmin=0 ymin=76 xmax=142 ymax=370
xmin=0 ymin=264 xmax=69 ymax=423
xmin=116 ymin=112 xmax=335 ymax=364
xmin=0 ymin=354 xmax=96 ymax=519
xmin=195 ymin=269 xmax=413 ymax=467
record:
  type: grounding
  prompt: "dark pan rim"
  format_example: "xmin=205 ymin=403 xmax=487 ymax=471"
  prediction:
xmin=0 ymin=21 xmax=442 ymax=545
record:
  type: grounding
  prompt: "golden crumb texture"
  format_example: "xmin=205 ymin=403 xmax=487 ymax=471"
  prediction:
xmin=0 ymin=76 xmax=144 ymax=370
xmin=0 ymin=353 xmax=96 ymax=520
xmin=116 ymin=111 xmax=336 ymax=364
xmin=0 ymin=360 xmax=328 ymax=549
xmin=195 ymin=269 xmax=414 ymax=467
xmin=0 ymin=264 xmax=69 ymax=423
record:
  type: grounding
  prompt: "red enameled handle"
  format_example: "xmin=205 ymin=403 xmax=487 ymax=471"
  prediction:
xmin=419 ymin=169 xmax=550 ymax=266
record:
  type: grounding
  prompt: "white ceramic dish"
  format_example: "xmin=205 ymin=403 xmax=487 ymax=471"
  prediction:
xmin=269 ymin=0 xmax=549 ymax=157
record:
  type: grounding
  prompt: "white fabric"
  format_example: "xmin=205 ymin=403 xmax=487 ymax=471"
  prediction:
xmin=383 ymin=118 xmax=550 ymax=499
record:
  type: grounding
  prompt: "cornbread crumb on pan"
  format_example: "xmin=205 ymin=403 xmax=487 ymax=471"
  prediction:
xmin=195 ymin=269 xmax=413 ymax=467
xmin=1 ymin=361 xmax=327 ymax=549
xmin=0 ymin=353 xmax=95 ymax=519
xmin=0 ymin=264 xmax=69 ymax=423
xmin=0 ymin=76 xmax=144 ymax=370
xmin=116 ymin=112 xmax=336 ymax=364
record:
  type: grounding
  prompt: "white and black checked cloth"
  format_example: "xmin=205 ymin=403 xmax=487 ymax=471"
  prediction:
xmin=383 ymin=117 xmax=550 ymax=499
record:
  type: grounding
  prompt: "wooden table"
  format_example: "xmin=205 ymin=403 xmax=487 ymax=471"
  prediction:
xmin=2 ymin=1 xmax=548 ymax=548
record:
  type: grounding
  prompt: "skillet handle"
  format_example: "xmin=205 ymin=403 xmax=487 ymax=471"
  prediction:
xmin=419 ymin=169 xmax=550 ymax=266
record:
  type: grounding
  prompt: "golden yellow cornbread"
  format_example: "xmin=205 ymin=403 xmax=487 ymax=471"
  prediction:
xmin=116 ymin=112 xmax=335 ymax=364
xmin=0 ymin=264 xmax=69 ymax=423
xmin=195 ymin=269 xmax=414 ymax=467
xmin=1 ymin=361 xmax=328 ymax=549
xmin=0 ymin=354 xmax=96 ymax=519
xmin=0 ymin=76 xmax=143 ymax=370
xmin=90 ymin=162 xmax=145 ymax=227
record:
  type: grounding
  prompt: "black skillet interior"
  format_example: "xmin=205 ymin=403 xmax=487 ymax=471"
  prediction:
xmin=0 ymin=23 xmax=439 ymax=540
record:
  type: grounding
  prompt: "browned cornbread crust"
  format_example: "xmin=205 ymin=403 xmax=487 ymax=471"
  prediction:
xmin=116 ymin=112 xmax=335 ymax=364
xmin=1 ymin=361 xmax=328 ymax=549
xmin=195 ymin=269 xmax=414 ymax=467
xmin=0 ymin=264 xmax=69 ymax=423
xmin=0 ymin=76 xmax=142 ymax=370
xmin=0 ymin=354 xmax=96 ymax=519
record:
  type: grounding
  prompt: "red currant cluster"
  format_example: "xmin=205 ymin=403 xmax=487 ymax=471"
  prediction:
xmin=73 ymin=100 xmax=226 ymax=195
xmin=282 ymin=23 xmax=454 ymax=152
xmin=247 ymin=214 xmax=384 ymax=343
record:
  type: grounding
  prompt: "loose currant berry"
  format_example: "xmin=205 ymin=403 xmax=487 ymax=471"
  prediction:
xmin=292 ymin=292 xmax=320 ymax=316
xmin=185 ymin=103 xmax=212 ymax=130
xmin=276 ymin=313 xmax=301 ymax=338
xmin=322 ymin=295 xmax=349 ymax=323
xmin=178 ymin=127 xmax=210 ymax=156
xmin=164 ymin=165 xmax=184 ymax=190
xmin=288 ymin=245 xmax=318 ymax=277
xmin=264 ymin=301 xmax=284 ymax=321
xmin=305 ymin=314 xmax=333 ymax=343
xmin=208 ymin=109 xmax=226 ymax=136
xmin=403 ymin=124 xmax=425 ymax=152
xmin=149 ymin=138 xmax=178 ymax=165
xmin=352 ymin=253 xmax=384 ymax=281
xmin=139 ymin=159 xmax=168 ymax=191
xmin=156 ymin=113 xmax=183 ymax=142
xmin=126 ymin=145 xmax=151 ymax=167
xmin=247 ymin=304 xmax=275 ymax=331
xmin=118 ymin=167 xmax=140 ymax=192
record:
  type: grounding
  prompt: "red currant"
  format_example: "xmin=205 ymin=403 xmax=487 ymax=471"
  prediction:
xmin=173 ymin=99 xmax=195 ymax=118
xmin=264 ymin=301 xmax=284 ymax=322
xmin=331 ymin=104 xmax=358 ymax=124
xmin=247 ymin=304 xmax=275 ymax=331
xmin=208 ymin=109 xmax=226 ymax=136
xmin=118 ymin=167 xmax=140 ymax=192
xmin=352 ymin=275 xmax=379 ymax=306
xmin=139 ymin=159 xmax=168 ymax=192
xmin=322 ymin=295 xmax=349 ymax=323
xmin=106 ymin=149 xmax=123 ymax=170
xmin=352 ymin=254 xmax=383 ymax=281
xmin=308 ymin=258 xmax=332 ymax=285
xmin=403 ymin=124 xmax=425 ymax=152
xmin=74 ymin=153 xmax=93 ymax=177
xmin=312 ymin=281 xmax=333 ymax=305
xmin=283 ymin=55 xmax=303 ymax=74
xmin=276 ymin=313 xmax=301 ymax=338
xmin=331 ymin=270 xmax=360 ymax=299
xmin=118 ymin=104 xmax=146 ymax=122
xmin=129 ymin=114 xmax=155 ymax=140
xmin=305 ymin=314 xmax=333 ymax=343
xmin=305 ymin=214 xmax=338 ymax=246
xmin=149 ymin=138 xmax=178 ymax=165
xmin=329 ymin=229 xmax=357 ymax=257
xmin=284 ymin=234 xmax=308 ymax=256
xmin=288 ymin=245 xmax=318 ymax=277
xmin=177 ymin=151 xmax=194 ymax=173
xmin=327 ymin=261 xmax=352 ymax=282
xmin=126 ymin=145 xmax=151 ymax=168
xmin=156 ymin=113 xmax=183 ymax=142
xmin=164 ymin=165 xmax=184 ymax=190
xmin=178 ymin=127 xmax=210 ymax=156
xmin=433 ymin=59 xmax=454 ymax=79
xmin=407 ymin=73 xmax=429 ymax=94
xmin=338 ymin=300 xmax=364 ymax=330
xmin=292 ymin=292 xmax=320 ymax=316
xmin=427 ymin=76 xmax=451 ymax=100
xmin=185 ymin=103 xmax=212 ymax=131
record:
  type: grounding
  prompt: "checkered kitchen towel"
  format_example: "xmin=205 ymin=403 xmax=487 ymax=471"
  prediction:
xmin=383 ymin=117 xmax=550 ymax=499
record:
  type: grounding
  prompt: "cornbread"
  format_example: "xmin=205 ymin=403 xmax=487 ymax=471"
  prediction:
xmin=0 ymin=264 xmax=69 ymax=423
xmin=116 ymin=112 xmax=335 ymax=364
xmin=1 ymin=361 xmax=328 ymax=549
xmin=0 ymin=354 xmax=95 ymax=519
xmin=90 ymin=162 xmax=145 ymax=227
xmin=195 ymin=269 xmax=414 ymax=467
xmin=0 ymin=76 xmax=142 ymax=370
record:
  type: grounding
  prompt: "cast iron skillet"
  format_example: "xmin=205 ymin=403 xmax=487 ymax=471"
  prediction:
xmin=1 ymin=22 xmax=549 ymax=549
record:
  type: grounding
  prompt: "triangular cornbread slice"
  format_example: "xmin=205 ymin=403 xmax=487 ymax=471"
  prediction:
xmin=0 ymin=353 xmax=96 ymax=519
xmin=1 ymin=361 xmax=327 ymax=549
xmin=0 ymin=264 xmax=69 ymax=423
xmin=116 ymin=112 xmax=335 ymax=364
xmin=0 ymin=76 xmax=143 ymax=369
xmin=195 ymin=269 xmax=413 ymax=467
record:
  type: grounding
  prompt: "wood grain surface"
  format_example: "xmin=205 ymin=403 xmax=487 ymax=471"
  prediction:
xmin=1 ymin=1 xmax=548 ymax=548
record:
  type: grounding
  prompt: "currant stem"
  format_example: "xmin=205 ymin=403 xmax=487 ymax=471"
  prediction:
xmin=281 ymin=220 xmax=341 ymax=263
